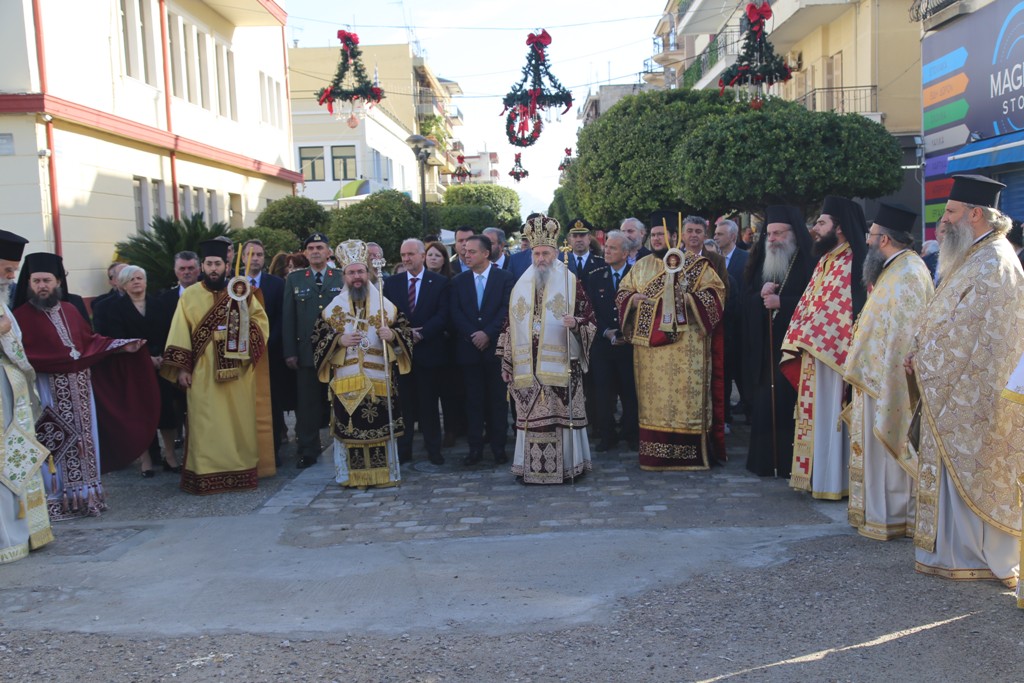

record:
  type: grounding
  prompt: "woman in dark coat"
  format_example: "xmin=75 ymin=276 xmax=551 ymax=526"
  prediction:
xmin=104 ymin=265 xmax=181 ymax=477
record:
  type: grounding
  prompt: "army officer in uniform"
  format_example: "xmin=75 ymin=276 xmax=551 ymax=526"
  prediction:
xmin=284 ymin=232 xmax=344 ymax=468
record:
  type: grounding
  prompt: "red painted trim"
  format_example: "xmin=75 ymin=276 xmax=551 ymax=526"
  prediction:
xmin=0 ymin=94 xmax=303 ymax=183
xmin=157 ymin=0 xmax=179 ymax=219
xmin=257 ymin=0 xmax=287 ymax=26
xmin=31 ymin=0 xmax=62 ymax=255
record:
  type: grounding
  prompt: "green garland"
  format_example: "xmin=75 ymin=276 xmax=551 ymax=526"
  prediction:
xmin=718 ymin=3 xmax=792 ymax=95
xmin=502 ymin=30 xmax=573 ymax=147
xmin=316 ymin=30 xmax=384 ymax=113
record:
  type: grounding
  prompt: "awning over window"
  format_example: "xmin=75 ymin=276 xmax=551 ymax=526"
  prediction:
xmin=946 ymin=130 xmax=1024 ymax=173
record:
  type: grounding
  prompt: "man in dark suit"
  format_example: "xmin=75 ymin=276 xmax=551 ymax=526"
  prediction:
xmin=450 ymin=234 xmax=514 ymax=465
xmin=559 ymin=219 xmax=605 ymax=284
xmin=449 ymin=226 xmax=476 ymax=275
xmin=620 ymin=217 xmax=651 ymax=264
xmin=384 ymin=238 xmax=450 ymax=465
xmin=483 ymin=227 xmax=513 ymax=271
xmin=283 ymin=232 xmax=344 ymax=468
xmin=714 ymin=218 xmax=750 ymax=421
xmin=584 ymin=230 xmax=638 ymax=451
xmin=243 ymin=239 xmax=287 ymax=461
xmin=155 ymin=250 xmax=199 ymax=453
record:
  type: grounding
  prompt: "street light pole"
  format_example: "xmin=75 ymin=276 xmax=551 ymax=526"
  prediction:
xmin=406 ymin=134 xmax=437 ymax=237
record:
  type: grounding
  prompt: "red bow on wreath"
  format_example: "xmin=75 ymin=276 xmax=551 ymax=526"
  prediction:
xmin=526 ymin=29 xmax=552 ymax=58
xmin=337 ymin=30 xmax=360 ymax=48
xmin=745 ymin=2 xmax=772 ymax=35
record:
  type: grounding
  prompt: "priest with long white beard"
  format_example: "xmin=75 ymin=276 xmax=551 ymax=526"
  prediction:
xmin=498 ymin=215 xmax=596 ymax=484
xmin=843 ymin=203 xmax=933 ymax=541
xmin=906 ymin=174 xmax=1024 ymax=602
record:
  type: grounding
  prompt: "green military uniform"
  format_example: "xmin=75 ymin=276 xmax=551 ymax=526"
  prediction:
xmin=283 ymin=233 xmax=344 ymax=463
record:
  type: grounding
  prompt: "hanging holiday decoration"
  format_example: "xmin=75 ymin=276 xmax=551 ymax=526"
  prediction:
xmin=452 ymin=155 xmax=471 ymax=184
xmin=509 ymin=153 xmax=529 ymax=182
xmin=315 ymin=30 xmax=384 ymax=115
xmin=557 ymin=147 xmax=573 ymax=172
xmin=718 ymin=2 xmax=792 ymax=98
xmin=501 ymin=29 xmax=574 ymax=147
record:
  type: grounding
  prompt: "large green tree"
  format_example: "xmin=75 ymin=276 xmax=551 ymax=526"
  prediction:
xmin=672 ymin=107 xmax=903 ymax=214
xmin=327 ymin=190 xmax=420 ymax=262
xmin=255 ymin=195 xmax=329 ymax=241
xmin=547 ymin=180 xmax=581 ymax=231
xmin=569 ymin=89 xmax=751 ymax=227
xmin=427 ymin=203 xmax=498 ymax=232
xmin=442 ymin=185 xmax=521 ymax=231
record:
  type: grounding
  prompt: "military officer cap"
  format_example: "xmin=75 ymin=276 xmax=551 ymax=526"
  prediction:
xmin=303 ymin=232 xmax=330 ymax=248
xmin=568 ymin=218 xmax=593 ymax=234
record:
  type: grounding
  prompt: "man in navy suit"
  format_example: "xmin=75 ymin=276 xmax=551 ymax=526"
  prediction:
xmin=384 ymin=238 xmax=450 ymax=465
xmin=559 ymin=218 xmax=605 ymax=285
xmin=483 ymin=227 xmax=513 ymax=271
xmin=714 ymin=218 xmax=750 ymax=423
xmin=450 ymin=235 xmax=514 ymax=465
xmin=449 ymin=226 xmax=476 ymax=275
xmin=243 ymin=240 xmax=287 ymax=459
xmin=620 ymin=217 xmax=650 ymax=265
xmin=584 ymin=231 xmax=638 ymax=451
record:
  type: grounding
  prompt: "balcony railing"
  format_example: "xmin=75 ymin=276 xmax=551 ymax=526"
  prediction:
xmin=652 ymin=34 xmax=680 ymax=55
xmin=681 ymin=28 xmax=741 ymax=89
xmin=909 ymin=0 xmax=959 ymax=21
xmin=796 ymin=86 xmax=877 ymax=114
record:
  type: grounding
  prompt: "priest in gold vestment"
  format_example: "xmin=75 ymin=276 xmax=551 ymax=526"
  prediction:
xmin=498 ymin=215 xmax=596 ymax=484
xmin=909 ymin=175 xmax=1024 ymax=598
xmin=781 ymin=196 xmax=867 ymax=500
xmin=313 ymin=240 xmax=413 ymax=489
xmin=616 ymin=218 xmax=725 ymax=470
xmin=162 ymin=239 xmax=271 ymax=495
xmin=843 ymin=203 xmax=933 ymax=540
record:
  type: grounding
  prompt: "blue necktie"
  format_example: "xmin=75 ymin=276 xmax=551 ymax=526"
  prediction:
xmin=475 ymin=274 xmax=485 ymax=308
xmin=612 ymin=271 xmax=620 ymax=290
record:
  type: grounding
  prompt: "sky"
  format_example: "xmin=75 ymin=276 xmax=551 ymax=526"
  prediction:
xmin=283 ymin=0 xmax=662 ymax=218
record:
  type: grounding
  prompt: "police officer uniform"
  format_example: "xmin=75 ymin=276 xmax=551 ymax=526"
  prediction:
xmin=282 ymin=232 xmax=344 ymax=467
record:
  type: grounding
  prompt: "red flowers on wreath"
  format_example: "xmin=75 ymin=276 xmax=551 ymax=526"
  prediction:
xmin=509 ymin=153 xmax=529 ymax=182
xmin=452 ymin=155 xmax=471 ymax=184
xmin=558 ymin=147 xmax=573 ymax=172
xmin=315 ymin=28 xmax=384 ymax=115
xmin=501 ymin=29 xmax=573 ymax=147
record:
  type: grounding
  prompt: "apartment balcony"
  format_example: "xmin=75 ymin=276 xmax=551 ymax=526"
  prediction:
xmin=652 ymin=34 xmax=684 ymax=66
xmin=642 ymin=57 xmax=667 ymax=87
xmin=681 ymin=27 xmax=741 ymax=91
xmin=204 ymin=0 xmax=284 ymax=26
xmin=766 ymin=0 xmax=857 ymax=54
xmin=795 ymin=85 xmax=878 ymax=116
xmin=676 ymin=0 xmax=734 ymax=35
xmin=446 ymin=104 xmax=464 ymax=126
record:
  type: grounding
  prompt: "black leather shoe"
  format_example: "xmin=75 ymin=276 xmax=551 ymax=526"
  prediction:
xmin=428 ymin=453 xmax=445 ymax=465
xmin=296 ymin=456 xmax=318 ymax=469
xmin=462 ymin=452 xmax=482 ymax=466
xmin=162 ymin=461 xmax=182 ymax=473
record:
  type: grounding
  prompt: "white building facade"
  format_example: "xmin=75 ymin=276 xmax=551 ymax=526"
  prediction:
xmin=0 ymin=0 xmax=300 ymax=295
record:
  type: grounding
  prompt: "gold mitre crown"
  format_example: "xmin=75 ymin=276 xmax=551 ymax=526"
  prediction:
xmin=523 ymin=215 xmax=560 ymax=249
xmin=335 ymin=240 xmax=368 ymax=270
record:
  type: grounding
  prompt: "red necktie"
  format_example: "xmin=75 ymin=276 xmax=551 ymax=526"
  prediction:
xmin=408 ymin=277 xmax=418 ymax=313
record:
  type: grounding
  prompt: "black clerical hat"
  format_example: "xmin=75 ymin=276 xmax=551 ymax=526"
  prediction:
xmin=200 ymin=239 xmax=230 ymax=262
xmin=765 ymin=205 xmax=797 ymax=225
xmin=948 ymin=174 xmax=1005 ymax=208
xmin=303 ymin=232 xmax=330 ymax=248
xmin=568 ymin=218 xmax=593 ymax=234
xmin=871 ymin=202 xmax=918 ymax=239
xmin=0 ymin=230 xmax=28 ymax=262
xmin=22 ymin=252 xmax=64 ymax=278
xmin=820 ymin=195 xmax=847 ymax=219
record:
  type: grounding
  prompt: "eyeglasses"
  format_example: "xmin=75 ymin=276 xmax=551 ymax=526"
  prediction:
xmin=866 ymin=231 xmax=885 ymax=239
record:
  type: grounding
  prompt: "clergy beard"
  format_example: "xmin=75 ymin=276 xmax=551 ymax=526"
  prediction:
xmin=29 ymin=285 xmax=62 ymax=310
xmin=762 ymin=237 xmax=797 ymax=284
xmin=937 ymin=216 xmax=972 ymax=281
xmin=204 ymin=273 xmax=227 ymax=291
xmin=534 ymin=265 xmax=550 ymax=290
xmin=812 ymin=227 xmax=839 ymax=258
xmin=0 ymin=281 xmax=12 ymax=306
xmin=652 ymin=247 xmax=668 ymax=258
xmin=861 ymin=243 xmax=886 ymax=287
xmin=349 ymin=283 xmax=367 ymax=303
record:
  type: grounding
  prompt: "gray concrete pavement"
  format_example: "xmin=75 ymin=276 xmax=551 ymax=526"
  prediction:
xmin=1 ymin=422 xmax=1021 ymax=682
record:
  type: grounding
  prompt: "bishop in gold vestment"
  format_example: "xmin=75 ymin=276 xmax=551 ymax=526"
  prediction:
xmin=843 ymin=203 xmax=933 ymax=540
xmin=313 ymin=241 xmax=412 ymax=489
xmin=616 ymin=221 xmax=725 ymax=471
xmin=162 ymin=240 xmax=271 ymax=495
xmin=910 ymin=175 xmax=1024 ymax=597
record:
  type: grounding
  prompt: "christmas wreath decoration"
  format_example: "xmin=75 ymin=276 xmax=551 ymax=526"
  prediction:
xmin=315 ymin=30 xmax=384 ymax=114
xmin=452 ymin=155 xmax=471 ymax=184
xmin=501 ymin=29 xmax=573 ymax=147
xmin=718 ymin=2 xmax=792 ymax=96
xmin=558 ymin=147 xmax=573 ymax=172
xmin=509 ymin=153 xmax=529 ymax=182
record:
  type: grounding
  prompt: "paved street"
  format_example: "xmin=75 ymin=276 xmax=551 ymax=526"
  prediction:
xmin=1 ymin=422 xmax=1022 ymax=682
